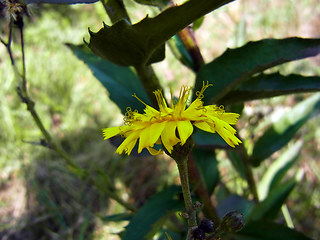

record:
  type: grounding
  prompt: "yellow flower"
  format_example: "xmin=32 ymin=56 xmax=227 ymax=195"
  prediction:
xmin=102 ymin=82 xmax=241 ymax=155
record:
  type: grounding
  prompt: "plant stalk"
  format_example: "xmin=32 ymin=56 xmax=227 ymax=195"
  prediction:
xmin=176 ymin=157 xmax=197 ymax=240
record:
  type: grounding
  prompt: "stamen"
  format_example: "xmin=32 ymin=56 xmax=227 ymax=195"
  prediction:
xmin=196 ymin=81 xmax=213 ymax=99
xmin=132 ymin=93 xmax=147 ymax=106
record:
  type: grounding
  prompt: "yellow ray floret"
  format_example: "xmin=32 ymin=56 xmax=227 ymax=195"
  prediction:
xmin=102 ymin=82 xmax=242 ymax=155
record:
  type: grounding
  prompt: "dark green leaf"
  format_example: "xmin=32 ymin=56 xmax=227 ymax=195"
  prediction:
xmin=219 ymin=73 xmax=320 ymax=104
xmin=99 ymin=213 xmax=133 ymax=222
xmin=67 ymin=44 xmax=150 ymax=115
xmin=195 ymin=38 xmax=320 ymax=103
xmin=217 ymin=195 xmax=255 ymax=219
xmin=248 ymin=179 xmax=296 ymax=221
xmin=170 ymin=35 xmax=195 ymax=70
xmin=122 ymin=185 xmax=184 ymax=240
xmin=250 ymin=93 xmax=320 ymax=166
xmin=88 ymin=0 xmax=233 ymax=66
xmin=192 ymin=148 xmax=219 ymax=195
xmin=192 ymin=16 xmax=205 ymax=31
xmin=193 ymin=130 xmax=229 ymax=149
xmin=258 ymin=141 xmax=302 ymax=200
xmin=232 ymin=220 xmax=313 ymax=240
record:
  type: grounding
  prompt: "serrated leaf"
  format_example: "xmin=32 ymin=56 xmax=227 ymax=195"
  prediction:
xmin=258 ymin=141 xmax=303 ymax=200
xmin=233 ymin=220 xmax=313 ymax=240
xmin=192 ymin=148 xmax=219 ymax=195
xmin=67 ymin=44 xmax=150 ymax=115
xmin=250 ymin=93 xmax=320 ymax=166
xmin=122 ymin=185 xmax=184 ymax=240
xmin=195 ymin=37 xmax=320 ymax=103
xmin=248 ymin=179 xmax=296 ymax=221
xmin=88 ymin=0 xmax=233 ymax=66
xmin=219 ymin=73 xmax=320 ymax=104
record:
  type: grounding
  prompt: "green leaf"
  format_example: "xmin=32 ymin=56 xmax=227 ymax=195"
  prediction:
xmin=192 ymin=148 xmax=219 ymax=195
xmin=170 ymin=35 xmax=195 ymax=70
xmin=193 ymin=130 xmax=229 ymax=149
xmin=248 ymin=179 xmax=296 ymax=221
xmin=217 ymin=195 xmax=255 ymax=219
xmin=67 ymin=44 xmax=150 ymax=115
xmin=122 ymin=185 xmax=184 ymax=240
xmin=195 ymin=37 xmax=320 ymax=103
xmin=219 ymin=73 xmax=320 ymax=104
xmin=258 ymin=141 xmax=303 ymax=200
xmin=99 ymin=213 xmax=133 ymax=222
xmin=88 ymin=0 xmax=233 ymax=66
xmin=250 ymin=93 xmax=320 ymax=166
xmin=233 ymin=220 xmax=313 ymax=240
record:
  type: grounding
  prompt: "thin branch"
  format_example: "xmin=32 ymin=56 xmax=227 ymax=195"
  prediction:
xmin=3 ymin=15 xmax=136 ymax=212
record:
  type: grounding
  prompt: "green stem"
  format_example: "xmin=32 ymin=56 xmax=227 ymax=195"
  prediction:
xmin=100 ymin=0 xmax=162 ymax=108
xmin=176 ymin=157 xmax=197 ymax=240
xmin=188 ymin=153 xmax=220 ymax=224
xmin=100 ymin=0 xmax=131 ymax=24
xmin=239 ymin=142 xmax=259 ymax=201
xmin=134 ymin=64 xmax=163 ymax=107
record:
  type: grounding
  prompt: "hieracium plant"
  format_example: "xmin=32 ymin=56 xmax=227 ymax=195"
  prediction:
xmin=1 ymin=0 xmax=320 ymax=239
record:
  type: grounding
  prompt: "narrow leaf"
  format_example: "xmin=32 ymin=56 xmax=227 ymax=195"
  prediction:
xmin=250 ymin=93 xmax=320 ymax=166
xmin=67 ymin=44 xmax=150 ymax=115
xmin=258 ymin=141 xmax=303 ymax=200
xmin=248 ymin=179 xmax=296 ymax=221
xmin=122 ymin=185 xmax=184 ymax=240
xmin=219 ymin=73 xmax=320 ymax=104
xmin=195 ymin=37 xmax=320 ymax=103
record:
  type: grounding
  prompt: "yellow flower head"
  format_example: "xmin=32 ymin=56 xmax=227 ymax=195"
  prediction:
xmin=102 ymin=82 xmax=242 ymax=155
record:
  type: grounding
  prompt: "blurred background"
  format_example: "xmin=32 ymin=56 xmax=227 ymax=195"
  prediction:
xmin=0 ymin=0 xmax=320 ymax=239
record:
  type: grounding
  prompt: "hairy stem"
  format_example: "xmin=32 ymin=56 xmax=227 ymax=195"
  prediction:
xmin=176 ymin=157 xmax=197 ymax=240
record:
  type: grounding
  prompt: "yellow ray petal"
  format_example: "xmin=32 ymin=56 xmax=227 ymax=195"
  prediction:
xmin=102 ymin=126 xmax=121 ymax=140
xmin=177 ymin=120 xmax=193 ymax=145
xmin=115 ymin=131 xmax=139 ymax=154
xmin=194 ymin=121 xmax=216 ymax=133
xmin=147 ymin=147 xmax=163 ymax=155
xmin=138 ymin=121 xmax=166 ymax=153
xmin=161 ymin=121 xmax=180 ymax=153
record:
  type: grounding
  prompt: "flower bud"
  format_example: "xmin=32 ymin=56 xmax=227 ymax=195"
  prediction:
xmin=199 ymin=219 xmax=214 ymax=233
xmin=192 ymin=227 xmax=205 ymax=240
xmin=220 ymin=211 xmax=244 ymax=233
